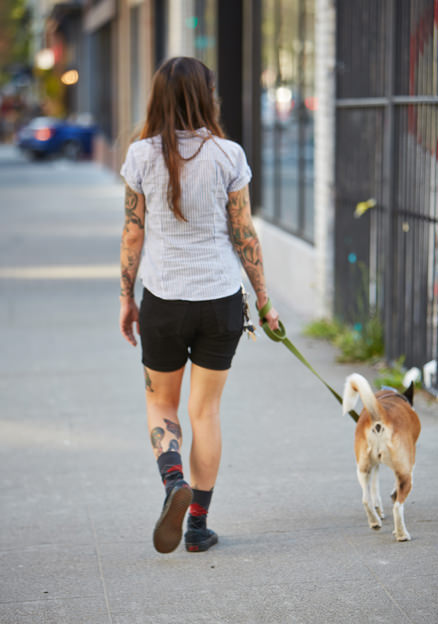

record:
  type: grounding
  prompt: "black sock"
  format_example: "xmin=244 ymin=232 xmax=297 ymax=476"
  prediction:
xmin=157 ymin=451 xmax=184 ymax=494
xmin=188 ymin=488 xmax=213 ymax=529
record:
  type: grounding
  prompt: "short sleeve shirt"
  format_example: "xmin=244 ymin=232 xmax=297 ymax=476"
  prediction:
xmin=120 ymin=128 xmax=252 ymax=301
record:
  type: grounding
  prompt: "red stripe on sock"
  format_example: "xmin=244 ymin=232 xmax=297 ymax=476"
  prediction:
xmin=189 ymin=502 xmax=207 ymax=517
xmin=166 ymin=464 xmax=182 ymax=474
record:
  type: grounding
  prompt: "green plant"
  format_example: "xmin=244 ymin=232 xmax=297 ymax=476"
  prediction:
xmin=374 ymin=356 xmax=421 ymax=391
xmin=335 ymin=316 xmax=384 ymax=363
xmin=304 ymin=259 xmax=385 ymax=363
xmin=303 ymin=318 xmax=343 ymax=341
xmin=303 ymin=315 xmax=384 ymax=363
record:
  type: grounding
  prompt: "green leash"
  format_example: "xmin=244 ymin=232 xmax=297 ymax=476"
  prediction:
xmin=257 ymin=299 xmax=360 ymax=423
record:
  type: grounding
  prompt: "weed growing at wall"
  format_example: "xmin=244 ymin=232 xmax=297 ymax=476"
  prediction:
xmin=303 ymin=315 xmax=384 ymax=363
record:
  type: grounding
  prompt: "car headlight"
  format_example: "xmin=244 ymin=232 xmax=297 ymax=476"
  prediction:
xmin=34 ymin=128 xmax=54 ymax=141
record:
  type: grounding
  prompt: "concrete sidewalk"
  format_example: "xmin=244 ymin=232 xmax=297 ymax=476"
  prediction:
xmin=0 ymin=148 xmax=437 ymax=623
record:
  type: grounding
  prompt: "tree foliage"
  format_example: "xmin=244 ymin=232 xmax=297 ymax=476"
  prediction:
xmin=0 ymin=0 xmax=32 ymax=85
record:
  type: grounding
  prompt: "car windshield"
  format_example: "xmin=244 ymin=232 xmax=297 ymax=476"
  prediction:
xmin=28 ymin=117 xmax=58 ymax=129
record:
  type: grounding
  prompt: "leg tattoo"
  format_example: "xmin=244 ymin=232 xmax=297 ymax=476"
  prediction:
xmin=164 ymin=418 xmax=182 ymax=440
xmin=144 ymin=367 xmax=154 ymax=393
xmin=151 ymin=427 xmax=164 ymax=454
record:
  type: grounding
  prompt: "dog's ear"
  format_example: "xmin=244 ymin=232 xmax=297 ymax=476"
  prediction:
xmin=403 ymin=381 xmax=414 ymax=406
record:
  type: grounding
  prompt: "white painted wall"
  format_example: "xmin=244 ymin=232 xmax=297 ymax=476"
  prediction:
xmin=253 ymin=217 xmax=317 ymax=318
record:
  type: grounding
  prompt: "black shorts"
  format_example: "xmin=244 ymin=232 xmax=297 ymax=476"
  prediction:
xmin=139 ymin=287 xmax=244 ymax=372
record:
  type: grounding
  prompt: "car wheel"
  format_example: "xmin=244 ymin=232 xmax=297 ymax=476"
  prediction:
xmin=30 ymin=150 xmax=46 ymax=161
xmin=62 ymin=140 xmax=82 ymax=160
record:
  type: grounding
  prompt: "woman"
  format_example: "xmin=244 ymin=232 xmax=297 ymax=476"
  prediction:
xmin=119 ymin=57 xmax=279 ymax=554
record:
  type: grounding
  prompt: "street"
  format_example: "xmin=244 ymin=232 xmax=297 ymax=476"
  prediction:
xmin=0 ymin=145 xmax=437 ymax=624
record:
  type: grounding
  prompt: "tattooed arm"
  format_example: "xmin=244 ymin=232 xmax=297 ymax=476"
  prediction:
xmin=227 ymin=185 xmax=279 ymax=330
xmin=119 ymin=184 xmax=146 ymax=346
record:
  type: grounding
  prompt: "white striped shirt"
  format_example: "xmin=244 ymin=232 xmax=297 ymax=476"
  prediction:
xmin=120 ymin=128 xmax=252 ymax=300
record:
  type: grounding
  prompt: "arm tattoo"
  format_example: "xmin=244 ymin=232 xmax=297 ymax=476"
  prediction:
xmin=123 ymin=186 xmax=144 ymax=232
xmin=120 ymin=266 xmax=135 ymax=297
xmin=164 ymin=418 xmax=182 ymax=440
xmin=121 ymin=242 xmax=140 ymax=269
xmin=151 ymin=427 xmax=164 ymax=454
xmin=228 ymin=187 xmax=267 ymax=300
xmin=120 ymin=241 xmax=142 ymax=297
xmin=168 ymin=439 xmax=180 ymax=451
xmin=120 ymin=186 xmax=145 ymax=297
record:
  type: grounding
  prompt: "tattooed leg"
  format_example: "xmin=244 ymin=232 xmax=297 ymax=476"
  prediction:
xmin=144 ymin=366 xmax=185 ymax=459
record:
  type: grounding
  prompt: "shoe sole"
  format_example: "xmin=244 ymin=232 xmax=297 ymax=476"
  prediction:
xmin=153 ymin=484 xmax=192 ymax=554
xmin=185 ymin=533 xmax=218 ymax=553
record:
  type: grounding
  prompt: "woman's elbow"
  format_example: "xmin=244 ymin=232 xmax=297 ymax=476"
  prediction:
xmin=121 ymin=230 xmax=144 ymax=247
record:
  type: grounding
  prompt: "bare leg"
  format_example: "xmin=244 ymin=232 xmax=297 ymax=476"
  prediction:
xmin=188 ymin=364 xmax=229 ymax=491
xmin=144 ymin=366 xmax=185 ymax=457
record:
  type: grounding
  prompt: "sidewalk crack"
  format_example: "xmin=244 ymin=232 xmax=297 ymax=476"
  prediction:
xmin=88 ymin=507 xmax=113 ymax=624
xmin=347 ymin=537 xmax=414 ymax=623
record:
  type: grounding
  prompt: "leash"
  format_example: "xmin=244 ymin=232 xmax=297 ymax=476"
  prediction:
xmin=257 ymin=299 xmax=360 ymax=423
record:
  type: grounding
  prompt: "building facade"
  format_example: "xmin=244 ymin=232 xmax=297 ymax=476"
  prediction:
xmin=32 ymin=0 xmax=437 ymax=390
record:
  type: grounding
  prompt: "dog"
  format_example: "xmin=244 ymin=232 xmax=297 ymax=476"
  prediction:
xmin=342 ymin=373 xmax=421 ymax=541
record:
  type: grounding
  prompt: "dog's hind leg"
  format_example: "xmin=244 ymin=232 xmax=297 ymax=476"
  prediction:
xmin=392 ymin=471 xmax=412 ymax=541
xmin=357 ymin=465 xmax=382 ymax=530
xmin=370 ymin=465 xmax=385 ymax=519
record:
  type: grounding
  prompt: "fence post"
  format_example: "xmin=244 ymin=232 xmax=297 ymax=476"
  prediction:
xmin=315 ymin=0 xmax=336 ymax=318
xmin=382 ymin=0 xmax=396 ymax=362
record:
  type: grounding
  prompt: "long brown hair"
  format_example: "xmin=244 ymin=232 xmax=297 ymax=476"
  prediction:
xmin=139 ymin=57 xmax=225 ymax=221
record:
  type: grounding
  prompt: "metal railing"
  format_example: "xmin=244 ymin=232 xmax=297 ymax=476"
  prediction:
xmin=335 ymin=0 xmax=438 ymax=394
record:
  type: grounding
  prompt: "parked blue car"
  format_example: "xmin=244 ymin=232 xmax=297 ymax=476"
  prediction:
xmin=16 ymin=116 xmax=97 ymax=159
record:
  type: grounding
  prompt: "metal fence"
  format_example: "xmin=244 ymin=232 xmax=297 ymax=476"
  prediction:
xmin=335 ymin=0 xmax=438 ymax=394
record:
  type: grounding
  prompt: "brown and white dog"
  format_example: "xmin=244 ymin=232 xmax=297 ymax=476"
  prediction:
xmin=342 ymin=373 xmax=421 ymax=541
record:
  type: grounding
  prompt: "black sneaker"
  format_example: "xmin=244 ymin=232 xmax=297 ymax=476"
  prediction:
xmin=185 ymin=527 xmax=218 ymax=552
xmin=153 ymin=480 xmax=193 ymax=554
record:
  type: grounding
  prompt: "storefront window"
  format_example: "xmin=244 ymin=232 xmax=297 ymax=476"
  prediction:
xmin=261 ymin=0 xmax=315 ymax=242
xmin=162 ymin=0 xmax=217 ymax=73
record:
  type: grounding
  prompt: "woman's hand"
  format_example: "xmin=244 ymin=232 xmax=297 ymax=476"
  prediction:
xmin=120 ymin=298 xmax=140 ymax=346
xmin=256 ymin=297 xmax=280 ymax=332
xmin=260 ymin=305 xmax=280 ymax=332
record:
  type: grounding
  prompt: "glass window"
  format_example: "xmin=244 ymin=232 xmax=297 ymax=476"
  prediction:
xmin=164 ymin=0 xmax=217 ymax=73
xmin=261 ymin=0 xmax=315 ymax=242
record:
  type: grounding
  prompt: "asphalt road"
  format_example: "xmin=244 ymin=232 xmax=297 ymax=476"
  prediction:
xmin=0 ymin=145 xmax=437 ymax=624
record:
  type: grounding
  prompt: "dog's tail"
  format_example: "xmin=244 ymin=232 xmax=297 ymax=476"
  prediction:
xmin=342 ymin=373 xmax=381 ymax=422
